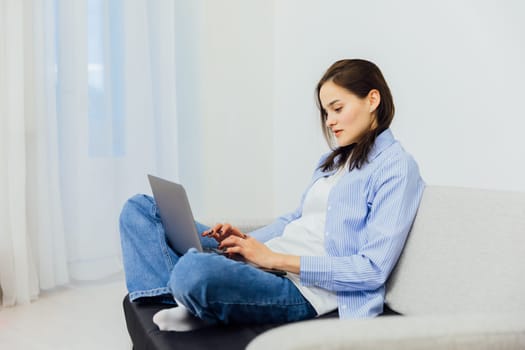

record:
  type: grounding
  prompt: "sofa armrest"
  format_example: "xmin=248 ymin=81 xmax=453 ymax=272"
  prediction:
xmin=247 ymin=313 xmax=525 ymax=350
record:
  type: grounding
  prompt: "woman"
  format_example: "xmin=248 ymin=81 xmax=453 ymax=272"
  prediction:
xmin=120 ymin=59 xmax=425 ymax=330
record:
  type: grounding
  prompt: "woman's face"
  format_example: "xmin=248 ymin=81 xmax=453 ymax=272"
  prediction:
xmin=319 ymin=80 xmax=378 ymax=147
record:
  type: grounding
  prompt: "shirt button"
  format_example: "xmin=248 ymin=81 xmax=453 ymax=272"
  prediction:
xmin=342 ymin=305 xmax=348 ymax=309
xmin=327 ymin=206 xmax=332 ymax=211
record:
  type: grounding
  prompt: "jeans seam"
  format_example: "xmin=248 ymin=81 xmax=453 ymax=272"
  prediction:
xmin=148 ymin=196 xmax=176 ymax=274
xmin=207 ymin=298 xmax=310 ymax=307
xmin=129 ymin=287 xmax=171 ymax=300
xmin=206 ymin=299 xmax=317 ymax=321
xmin=156 ymin=215 xmax=175 ymax=272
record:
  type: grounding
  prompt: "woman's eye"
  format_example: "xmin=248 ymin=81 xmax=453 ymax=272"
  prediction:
xmin=334 ymin=107 xmax=342 ymax=113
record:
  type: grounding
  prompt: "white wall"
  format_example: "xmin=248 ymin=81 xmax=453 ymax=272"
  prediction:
xmin=176 ymin=0 xmax=525 ymax=221
xmin=175 ymin=0 xmax=274 ymax=223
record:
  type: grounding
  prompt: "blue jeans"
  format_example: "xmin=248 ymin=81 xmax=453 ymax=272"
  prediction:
xmin=119 ymin=194 xmax=316 ymax=324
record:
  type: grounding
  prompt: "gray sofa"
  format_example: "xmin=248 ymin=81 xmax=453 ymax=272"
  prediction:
xmin=248 ymin=186 xmax=525 ymax=349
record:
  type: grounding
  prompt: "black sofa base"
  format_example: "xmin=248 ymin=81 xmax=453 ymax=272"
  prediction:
xmin=122 ymin=295 xmax=398 ymax=350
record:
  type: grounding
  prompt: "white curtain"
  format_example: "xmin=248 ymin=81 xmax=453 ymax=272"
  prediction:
xmin=0 ymin=0 xmax=178 ymax=306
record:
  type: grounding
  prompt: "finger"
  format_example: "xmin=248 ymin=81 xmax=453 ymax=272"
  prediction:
xmin=232 ymin=227 xmax=248 ymax=239
xmin=218 ymin=235 xmax=234 ymax=248
xmin=220 ymin=225 xmax=245 ymax=239
xmin=225 ymin=246 xmax=242 ymax=255
xmin=219 ymin=235 xmax=242 ymax=249
xmin=212 ymin=223 xmax=233 ymax=242
xmin=230 ymin=226 xmax=242 ymax=237
xmin=202 ymin=230 xmax=213 ymax=238
xmin=203 ymin=223 xmax=226 ymax=240
xmin=203 ymin=223 xmax=222 ymax=235
xmin=221 ymin=223 xmax=233 ymax=235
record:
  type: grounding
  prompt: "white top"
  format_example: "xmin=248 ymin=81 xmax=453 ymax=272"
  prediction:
xmin=265 ymin=166 xmax=346 ymax=315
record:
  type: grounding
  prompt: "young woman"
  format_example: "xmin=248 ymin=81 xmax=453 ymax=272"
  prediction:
xmin=120 ymin=59 xmax=425 ymax=330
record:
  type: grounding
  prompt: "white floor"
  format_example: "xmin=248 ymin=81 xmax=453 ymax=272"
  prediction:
xmin=0 ymin=275 xmax=132 ymax=350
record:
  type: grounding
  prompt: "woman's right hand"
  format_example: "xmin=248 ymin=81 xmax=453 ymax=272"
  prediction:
xmin=202 ymin=223 xmax=248 ymax=243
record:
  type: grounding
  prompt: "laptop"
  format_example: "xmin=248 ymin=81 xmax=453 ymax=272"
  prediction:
xmin=147 ymin=174 xmax=286 ymax=276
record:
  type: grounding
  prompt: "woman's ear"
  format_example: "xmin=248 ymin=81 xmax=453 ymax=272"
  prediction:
xmin=368 ymin=89 xmax=381 ymax=113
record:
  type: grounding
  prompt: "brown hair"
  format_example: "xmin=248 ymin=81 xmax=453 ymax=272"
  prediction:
xmin=316 ymin=59 xmax=395 ymax=171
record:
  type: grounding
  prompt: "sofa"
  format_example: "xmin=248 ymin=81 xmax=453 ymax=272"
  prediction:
xmin=247 ymin=185 xmax=525 ymax=349
xmin=123 ymin=185 xmax=525 ymax=349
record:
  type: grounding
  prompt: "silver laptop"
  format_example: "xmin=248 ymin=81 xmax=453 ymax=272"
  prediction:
xmin=147 ymin=174 xmax=286 ymax=276
xmin=148 ymin=174 xmax=214 ymax=255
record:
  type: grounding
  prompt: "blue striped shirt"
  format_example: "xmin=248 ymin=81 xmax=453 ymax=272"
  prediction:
xmin=250 ymin=129 xmax=425 ymax=319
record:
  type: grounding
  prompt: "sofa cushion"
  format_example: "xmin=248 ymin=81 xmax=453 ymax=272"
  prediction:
xmin=386 ymin=186 xmax=525 ymax=315
xmin=247 ymin=313 xmax=525 ymax=350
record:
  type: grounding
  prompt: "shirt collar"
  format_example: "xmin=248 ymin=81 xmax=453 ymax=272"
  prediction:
xmin=369 ymin=128 xmax=396 ymax=161
xmin=318 ymin=128 xmax=396 ymax=177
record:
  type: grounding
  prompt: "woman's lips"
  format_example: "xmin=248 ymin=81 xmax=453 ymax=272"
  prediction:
xmin=333 ymin=130 xmax=343 ymax=137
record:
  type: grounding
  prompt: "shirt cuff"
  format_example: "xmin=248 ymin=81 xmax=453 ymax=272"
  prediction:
xmin=300 ymin=256 xmax=333 ymax=288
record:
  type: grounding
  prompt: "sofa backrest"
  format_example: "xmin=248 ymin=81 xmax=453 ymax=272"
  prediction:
xmin=385 ymin=186 xmax=525 ymax=315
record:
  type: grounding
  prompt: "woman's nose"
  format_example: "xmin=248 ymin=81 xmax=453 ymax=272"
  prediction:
xmin=325 ymin=114 xmax=336 ymax=127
